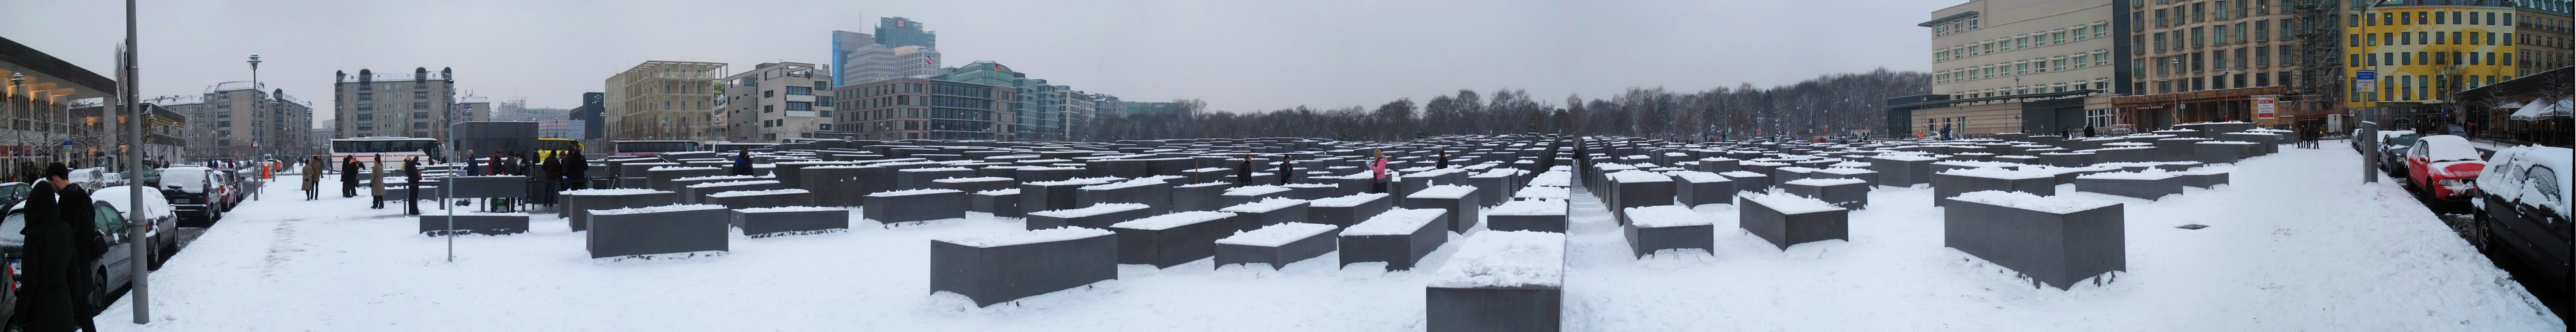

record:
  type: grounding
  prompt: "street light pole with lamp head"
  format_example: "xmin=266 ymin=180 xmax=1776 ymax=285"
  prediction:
xmin=248 ymin=54 xmax=260 ymax=163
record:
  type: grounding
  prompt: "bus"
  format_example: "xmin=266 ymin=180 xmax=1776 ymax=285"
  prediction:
xmin=537 ymin=138 xmax=584 ymax=161
xmin=710 ymin=142 xmax=775 ymax=153
xmin=611 ymin=140 xmax=705 ymax=157
xmin=330 ymin=137 xmax=441 ymax=171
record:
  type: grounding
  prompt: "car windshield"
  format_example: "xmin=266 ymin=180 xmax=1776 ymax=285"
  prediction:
xmin=161 ymin=168 xmax=210 ymax=193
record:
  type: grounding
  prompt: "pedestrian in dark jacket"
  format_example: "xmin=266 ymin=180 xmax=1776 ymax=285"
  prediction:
xmin=15 ymin=177 xmax=81 ymax=331
xmin=566 ymin=153 xmax=590 ymax=190
xmin=488 ymin=151 xmax=504 ymax=176
xmin=404 ymin=157 xmax=422 ymax=215
xmin=1436 ymin=151 xmax=1448 ymax=169
xmin=732 ymin=150 xmax=753 ymax=176
xmin=1236 ymin=155 xmax=1255 ymax=185
xmin=342 ymin=156 xmax=361 ymax=198
xmin=49 ymin=163 xmax=100 ymax=332
xmin=2084 ymin=125 xmax=2096 ymax=138
xmin=1275 ymin=155 xmax=1294 ymax=185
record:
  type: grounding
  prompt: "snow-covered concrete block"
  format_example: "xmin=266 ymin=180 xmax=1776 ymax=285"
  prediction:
xmin=1083 ymin=158 xmax=1151 ymax=179
xmin=586 ymin=205 xmax=730 ymax=258
xmin=932 ymin=176 xmax=1016 ymax=195
xmin=1487 ymin=199 xmax=1569 ymax=233
xmin=1109 ymin=211 xmax=1240 ymax=268
xmin=863 ymin=189 xmax=968 ymax=224
xmin=1670 ymin=171 xmax=1735 ymax=207
xmin=562 ymin=189 xmax=677 ymax=232
xmin=1339 ymin=208 xmax=1450 ymax=270
xmin=681 ymin=180 xmax=784 ymax=205
xmin=793 ymin=166 xmax=870 ymax=207
xmin=1026 ymin=203 xmax=1154 ymax=230
xmin=930 ymin=227 xmax=1119 ymax=307
xmin=1170 ymin=182 xmax=1233 ymax=212
xmin=1426 ymin=230 xmax=1563 ymax=332
xmin=446 ymin=175 xmax=529 ymax=200
xmin=1867 ymin=155 xmax=1937 ymax=187
xmin=1771 ymin=166 xmax=1818 ymax=183
xmin=1309 ymin=193 xmax=1394 ymax=227
xmin=1077 ymin=176 xmax=1179 ymax=215
xmin=1404 ymin=185 xmax=1483 ymax=234
xmin=418 ymin=212 xmax=529 ymax=236
xmin=1941 ymin=191 xmax=2125 ymax=290
xmin=1931 ymin=169 xmax=2057 ymax=207
xmin=1463 ymin=171 xmax=1515 ymax=207
xmin=1220 ymin=198 xmax=1310 ymax=232
xmin=708 ymin=189 xmax=814 ymax=210
xmin=1218 ymin=185 xmax=1293 ymax=208
xmin=1738 ymin=191 xmax=1851 ymax=250
xmin=2193 ymin=141 xmax=2253 ymax=164
xmin=1012 ymin=166 xmax=1085 ymax=184
xmin=1019 ymin=177 xmax=1123 ymax=215
xmin=2153 ymin=138 xmax=2206 ymax=162
xmin=2074 ymin=172 xmax=2184 ymax=200
xmin=1283 ymin=183 xmax=1339 ymax=200
xmin=1620 ymin=205 xmax=1713 ymax=258
xmin=2088 ymin=146 xmax=2157 ymax=164
xmin=2173 ymin=169 xmax=2229 ymax=188
xmin=2038 ymin=151 xmax=2097 ymax=167
xmin=1607 ymin=171 xmax=1675 ymax=226
xmin=1720 ymin=171 xmax=1772 ymax=194
xmin=1214 ymin=222 xmax=1341 ymax=270
xmin=1810 ymin=167 xmax=1879 ymax=187
xmin=1780 ymin=178 xmax=1870 ymax=209
xmin=730 ymin=207 xmax=849 ymax=238
xmin=970 ymin=189 xmax=1023 ymax=218
xmin=897 ymin=167 xmax=978 ymax=191
xmin=645 ymin=167 xmax=727 ymax=192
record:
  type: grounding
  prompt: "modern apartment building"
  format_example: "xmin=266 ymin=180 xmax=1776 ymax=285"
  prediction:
xmin=2108 ymin=0 xmax=2331 ymax=129
xmin=332 ymin=67 xmax=459 ymax=140
xmin=457 ymin=96 xmax=491 ymax=123
xmin=1893 ymin=0 xmax=2127 ymax=137
xmin=719 ymin=62 xmax=836 ymax=142
xmin=829 ymin=76 xmax=1016 ymax=140
xmin=142 ymin=81 xmax=315 ymax=160
xmin=2341 ymin=0 xmax=2571 ymax=125
xmin=603 ymin=61 xmax=726 ymax=141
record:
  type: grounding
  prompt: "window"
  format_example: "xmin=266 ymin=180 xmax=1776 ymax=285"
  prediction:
xmin=357 ymin=124 xmax=373 ymax=131
xmin=2157 ymin=9 xmax=2170 ymax=27
xmin=786 ymin=86 xmax=813 ymax=96
xmin=217 ymin=130 xmax=230 ymax=136
xmin=217 ymin=111 xmax=232 ymax=118
xmin=413 ymin=92 xmax=427 ymax=99
xmin=2155 ymin=33 xmax=2169 ymax=51
xmin=2235 ymin=23 xmax=2248 ymax=42
xmin=413 ymin=112 xmax=429 ymax=119
xmin=2234 ymin=48 xmax=2248 ymax=68
xmin=2093 ymin=23 xmax=2108 ymax=38
xmin=356 ymin=114 xmax=374 ymax=121
xmin=2215 ymin=50 xmax=2230 ymax=68
xmin=786 ymin=102 xmax=811 ymax=112
xmin=2216 ymin=1 xmax=2229 ymax=19
xmin=2216 ymin=25 xmax=2230 ymax=44
xmin=413 ymin=122 xmax=428 ymax=129
xmin=413 ymin=102 xmax=429 ymax=109
xmin=2094 ymin=52 xmax=2109 ymax=66
xmin=2053 ymin=31 xmax=2067 ymax=44
xmin=2193 ymin=3 xmax=2206 ymax=22
xmin=764 ymin=90 xmax=776 ymax=98
xmin=2256 ymin=46 xmax=2270 ymax=66
xmin=2254 ymin=21 xmax=2269 ymax=41
xmin=2192 ymin=27 xmax=2204 ymax=46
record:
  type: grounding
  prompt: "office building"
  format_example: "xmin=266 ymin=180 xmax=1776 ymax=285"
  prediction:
xmin=603 ymin=61 xmax=726 ymax=141
xmin=829 ymin=76 xmax=1016 ymax=140
xmin=573 ymin=92 xmax=604 ymax=141
xmin=2111 ymin=0 xmax=2335 ymax=129
xmin=457 ymin=96 xmax=491 ymax=123
xmin=1890 ymin=0 xmax=2127 ymax=137
xmin=492 ymin=98 xmax=570 ymax=122
xmin=833 ymin=18 xmax=944 ymax=87
xmin=143 ymin=81 xmax=315 ymax=160
xmin=719 ymin=62 xmax=836 ymax=142
xmin=333 ymin=67 xmax=460 ymax=140
xmin=876 ymin=17 xmax=936 ymax=50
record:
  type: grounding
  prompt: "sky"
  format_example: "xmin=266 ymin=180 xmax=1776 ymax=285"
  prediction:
xmin=3 ymin=0 xmax=1950 ymax=127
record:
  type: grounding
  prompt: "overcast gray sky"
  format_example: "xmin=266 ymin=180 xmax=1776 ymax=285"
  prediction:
xmin=4 ymin=0 xmax=1948 ymax=127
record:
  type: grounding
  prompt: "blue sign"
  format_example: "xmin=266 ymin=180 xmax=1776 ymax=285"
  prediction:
xmin=62 ymin=141 xmax=74 ymax=146
xmin=2353 ymin=70 xmax=2376 ymax=80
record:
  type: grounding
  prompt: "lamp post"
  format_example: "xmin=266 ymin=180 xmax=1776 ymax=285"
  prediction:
xmin=9 ymin=73 xmax=22 ymax=179
xmin=248 ymin=54 xmax=261 ymax=163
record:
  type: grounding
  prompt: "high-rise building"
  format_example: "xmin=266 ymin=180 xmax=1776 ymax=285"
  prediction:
xmin=1891 ymin=0 xmax=2126 ymax=137
xmin=829 ymin=76 xmax=1016 ymax=140
xmin=2341 ymin=0 xmax=2571 ymax=123
xmin=876 ymin=17 xmax=936 ymax=49
xmin=574 ymin=92 xmax=604 ymax=141
xmin=455 ymin=96 xmax=492 ymax=123
xmin=142 ymin=80 xmax=316 ymax=160
xmin=332 ymin=67 xmax=459 ymax=139
xmin=719 ymin=62 xmax=837 ymax=142
xmin=833 ymin=18 xmax=944 ymax=87
xmin=603 ymin=61 xmax=726 ymax=141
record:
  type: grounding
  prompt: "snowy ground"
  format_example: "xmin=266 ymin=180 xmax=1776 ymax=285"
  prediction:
xmin=92 ymin=143 xmax=2565 ymax=331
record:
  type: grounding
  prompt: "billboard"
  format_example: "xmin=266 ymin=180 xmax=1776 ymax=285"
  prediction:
xmin=2254 ymin=95 xmax=2278 ymax=119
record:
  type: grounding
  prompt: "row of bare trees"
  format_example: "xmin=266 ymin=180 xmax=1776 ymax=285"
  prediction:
xmin=1083 ymin=68 xmax=1928 ymax=141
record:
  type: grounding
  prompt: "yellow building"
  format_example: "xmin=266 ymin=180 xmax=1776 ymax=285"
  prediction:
xmin=2341 ymin=0 xmax=2545 ymax=110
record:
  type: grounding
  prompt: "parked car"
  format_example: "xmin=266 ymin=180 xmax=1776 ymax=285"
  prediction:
xmin=0 ymin=185 xmax=172 ymax=315
xmin=2474 ymin=145 xmax=2571 ymax=289
xmin=0 ymin=182 xmax=30 ymax=211
xmin=2403 ymin=135 xmax=2488 ymax=203
xmin=159 ymin=167 xmax=223 ymax=227
xmin=2352 ymin=129 xmax=2422 ymax=177
xmin=211 ymin=169 xmax=241 ymax=212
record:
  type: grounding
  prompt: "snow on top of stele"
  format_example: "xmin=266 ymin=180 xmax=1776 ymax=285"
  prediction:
xmin=1110 ymin=210 xmax=1238 ymax=231
xmin=1608 ymin=169 xmax=1671 ymax=183
xmin=1428 ymin=230 xmax=1565 ymax=289
xmin=1737 ymin=191 xmax=1844 ymax=215
xmin=1781 ymin=177 xmax=1868 ymax=187
xmin=731 ymin=206 xmax=844 ymax=213
xmin=1719 ymin=171 xmax=1769 ymax=179
xmin=1665 ymin=170 xmax=1727 ymax=183
xmin=1214 ymin=222 xmax=1338 ymax=247
xmin=706 ymin=189 xmax=809 ymax=198
xmin=1220 ymin=197 xmax=1309 ymax=213
xmin=973 ymin=188 xmax=1020 ymax=196
xmin=1079 ymin=175 xmax=1183 ymax=191
xmin=1488 ymin=199 xmax=1569 ymax=216
xmin=1949 ymin=190 xmax=2119 ymax=214
xmin=588 ymin=204 xmax=727 ymax=216
xmin=1222 ymin=185 xmax=1291 ymax=196
xmin=672 ymin=175 xmax=761 ymax=182
xmin=1025 ymin=177 xmax=1125 ymax=187
xmin=1623 ymin=205 xmax=1712 ymax=228
xmin=1310 ymin=192 xmax=1390 ymax=207
xmin=1027 ymin=203 xmax=1148 ymax=218
xmin=865 ymin=189 xmax=960 ymax=197
xmin=1342 ymin=208 xmax=1445 ymax=236
xmin=557 ymin=188 xmax=671 ymax=195
xmin=646 ymin=165 xmax=720 ymax=171
xmin=932 ymin=177 xmax=1013 ymax=183
xmin=2077 ymin=171 xmax=2181 ymax=181
xmin=1937 ymin=167 xmax=2054 ymax=180
xmin=1515 ymin=186 xmax=1570 ymax=200
xmin=1408 ymin=185 xmax=1477 ymax=199
xmin=938 ymin=226 xmax=1114 ymax=248
xmin=1529 ymin=170 xmax=1574 ymax=187
xmin=686 ymin=180 xmax=780 ymax=189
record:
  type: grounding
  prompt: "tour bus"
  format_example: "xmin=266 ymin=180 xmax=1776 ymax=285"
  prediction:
xmin=537 ymin=138 xmax=584 ymax=161
xmin=330 ymin=137 xmax=441 ymax=171
xmin=610 ymin=140 xmax=705 ymax=157
xmin=710 ymin=142 xmax=776 ymax=153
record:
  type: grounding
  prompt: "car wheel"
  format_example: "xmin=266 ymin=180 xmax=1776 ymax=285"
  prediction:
xmin=2473 ymin=212 xmax=2497 ymax=254
xmin=90 ymin=269 xmax=108 ymax=313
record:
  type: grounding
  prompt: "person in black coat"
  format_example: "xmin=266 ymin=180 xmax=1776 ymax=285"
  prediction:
xmin=1236 ymin=155 xmax=1254 ymax=185
xmin=48 ymin=163 xmax=100 ymax=332
xmin=2084 ymin=125 xmax=2096 ymax=138
xmin=732 ymin=150 xmax=754 ymax=176
xmin=15 ymin=175 xmax=82 ymax=331
xmin=566 ymin=153 xmax=590 ymax=190
xmin=341 ymin=156 xmax=361 ymax=198
xmin=404 ymin=157 xmax=423 ymax=215
xmin=1274 ymin=155 xmax=1294 ymax=185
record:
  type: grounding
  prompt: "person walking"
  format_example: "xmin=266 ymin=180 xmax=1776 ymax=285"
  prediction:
xmin=1275 ymin=155 xmax=1295 ymax=185
xmin=14 ymin=175 xmax=78 ymax=332
xmin=488 ymin=151 xmax=504 ymax=176
xmin=341 ymin=156 xmax=361 ymax=198
xmin=1368 ymin=149 xmax=1390 ymax=194
xmin=1236 ymin=155 xmax=1255 ymax=186
xmin=370 ymin=155 xmax=388 ymax=209
xmin=1939 ymin=124 xmax=1953 ymax=141
xmin=302 ymin=155 xmax=322 ymax=201
xmin=465 ymin=150 xmax=482 ymax=177
xmin=404 ymin=157 xmax=422 ymax=215
xmin=732 ymin=150 xmax=753 ymax=176
xmin=541 ymin=155 xmax=563 ymax=205
xmin=566 ymin=153 xmax=590 ymax=190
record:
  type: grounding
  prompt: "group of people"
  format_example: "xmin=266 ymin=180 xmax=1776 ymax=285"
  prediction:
xmin=13 ymin=163 xmax=104 ymax=331
xmin=294 ymin=151 xmax=591 ymax=214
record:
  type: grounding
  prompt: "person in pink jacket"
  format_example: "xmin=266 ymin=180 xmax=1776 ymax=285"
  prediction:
xmin=1369 ymin=149 xmax=1389 ymax=194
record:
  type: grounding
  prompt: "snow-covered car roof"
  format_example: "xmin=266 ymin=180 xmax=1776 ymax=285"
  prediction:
xmin=94 ymin=185 xmax=175 ymax=221
xmin=2478 ymin=145 xmax=2572 ymax=219
xmin=2413 ymin=135 xmax=2482 ymax=163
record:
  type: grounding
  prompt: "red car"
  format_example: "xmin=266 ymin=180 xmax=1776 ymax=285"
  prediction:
xmin=2405 ymin=135 xmax=2487 ymax=201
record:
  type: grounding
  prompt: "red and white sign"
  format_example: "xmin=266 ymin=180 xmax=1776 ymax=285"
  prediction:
xmin=2254 ymin=95 xmax=2278 ymax=119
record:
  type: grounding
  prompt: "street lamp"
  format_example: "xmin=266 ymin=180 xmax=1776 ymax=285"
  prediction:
xmin=8 ymin=73 xmax=21 ymax=179
xmin=248 ymin=54 xmax=261 ymax=163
